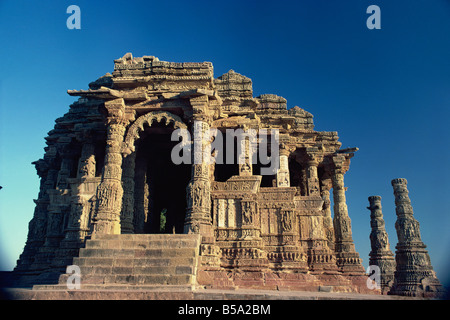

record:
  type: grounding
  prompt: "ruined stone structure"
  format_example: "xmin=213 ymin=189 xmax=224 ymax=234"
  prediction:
xmin=14 ymin=53 xmax=371 ymax=292
xmin=367 ymin=196 xmax=395 ymax=293
xmin=389 ymin=178 xmax=444 ymax=297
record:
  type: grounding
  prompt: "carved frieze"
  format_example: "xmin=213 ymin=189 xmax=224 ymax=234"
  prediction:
xmin=215 ymin=228 xmax=260 ymax=241
xmin=211 ymin=175 xmax=261 ymax=193
xmin=257 ymin=187 xmax=296 ymax=202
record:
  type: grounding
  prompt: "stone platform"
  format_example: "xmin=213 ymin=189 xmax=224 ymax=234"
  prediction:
xmin=2 ymin=287 xmax=420 ymax=300
xmin=10 ymin=233 xmax=382 ymax=297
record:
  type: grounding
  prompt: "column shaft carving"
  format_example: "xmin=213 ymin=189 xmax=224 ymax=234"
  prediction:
xmin=331 ymin=156 xmax=364 ymax=274
xmin=320 ymin=179 xmax=335 ymax=249
xmin=276 ymin=148 xmax=290 ymax=187
xmin=184 ymin=100 xmax=213 ymax=239
xmin=367 ymin=196 xmax=395 ymax=293
xmin=305 ymin=153 xmax=321 ymax=196
xmin=186 ymin=96 xmax=220 ymax=268
xmin=239 ymin=135 xmax=253 ymax=176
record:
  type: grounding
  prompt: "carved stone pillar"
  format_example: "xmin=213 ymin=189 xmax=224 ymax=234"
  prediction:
xmin=331 ymin=156 xmax=364 ymax=274
xmin=185 ymin=96 xmax=220 ymax=268
xmin=390 ymin=178 xmax=444 ymax=297
xmin=92 ymin=99 xmax=127 ymax=236
xmin=185 ymin=148 xmax=212 ymax=238
xmin=320 ymin=179 xmax=335 ymax=250
xmin=238 ymin=133 xmax=253 ymax=176
xmin=305 ymin=152 xmax=321 ymax=196
xmin=184 ymin=97 xmax=213 ymax=241
xmin=276 ymin=147 xmax=290 ymax=187
xmin=367 ymin=196 xmax=396 ymax=293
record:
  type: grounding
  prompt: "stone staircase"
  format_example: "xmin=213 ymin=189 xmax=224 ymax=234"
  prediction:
xmin=33 ymin=234 xmax=201 ymax=291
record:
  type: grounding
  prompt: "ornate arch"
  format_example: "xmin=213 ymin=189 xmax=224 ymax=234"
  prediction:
xmin=123 ymin=111 xmax=188 ymax=154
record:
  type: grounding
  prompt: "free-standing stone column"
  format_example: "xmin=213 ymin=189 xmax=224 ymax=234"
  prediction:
xmin=367 ymin=196 xmax=395 ymax=293
xmin=331 ymin=155 xmax=364 ymax=274
xmin=92 ymin=98 xmax=127 ymax=236
xmin=390 ymin=178 xmax=444 ymax=297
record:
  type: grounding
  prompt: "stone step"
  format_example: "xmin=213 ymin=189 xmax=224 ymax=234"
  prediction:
xmin=85 ymin=239 xmax=200 ymax=249
xmin=32 ymin=284 xmax=196 ymax=291
xmin=51 ymin=234 xmax=201 ymax=289
xmin=73 ymin=256 xmax=197 ymax=267
xmin=78 ymin=248 xmax=197 ymax=258
xmin=92 ymin=234 xmax=200 ymax=241
xmin=73 ymin=265 xmax=195 ymax=276
xmin=58 ymin=273 xmax=195 ymax=286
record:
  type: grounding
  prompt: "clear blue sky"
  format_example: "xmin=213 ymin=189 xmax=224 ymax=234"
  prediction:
xmin=1 ymin=0 xmax=449 ymax=288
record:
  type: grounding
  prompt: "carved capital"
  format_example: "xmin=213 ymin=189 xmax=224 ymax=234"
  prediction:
xmin=391 ymin=178 xmax=407 ymax=186
xmin=279 ymin=143 xmax=292 ymax=157
xmin=104 ymin=98 xmax=129 ymax=126
xmin=189 ymin=95 xmax=212 ymax=123
xmin=331 ymin=154 xmax=350 ymax=175
xmin=305 ymin=150 xmax=323 ymax=167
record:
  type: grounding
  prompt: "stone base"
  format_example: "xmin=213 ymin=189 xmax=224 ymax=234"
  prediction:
xmin=197 ymin=268 xmax=380 ymax=294
xmin=11 ymin=234 xmax=378 ymax=297
xmin=2 ymin=286 xmax=419 ymax=301
xmin=389 ymin=276 xmax=446 ymax=298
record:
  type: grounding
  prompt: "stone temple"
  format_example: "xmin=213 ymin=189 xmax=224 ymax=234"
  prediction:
xmin=13 ymin=53 xmax=383 ymax=293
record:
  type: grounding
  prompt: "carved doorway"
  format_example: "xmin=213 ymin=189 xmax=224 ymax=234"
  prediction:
xmin=129 ymin=112 xmax=191 ymax=234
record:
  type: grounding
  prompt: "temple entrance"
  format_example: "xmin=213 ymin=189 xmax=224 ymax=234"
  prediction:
xmin=133 ymin=119 xmax=191 ymax=234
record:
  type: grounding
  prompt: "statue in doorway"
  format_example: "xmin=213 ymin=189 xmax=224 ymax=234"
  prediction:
xmin=160 ymin=208 xmax=167 ymax=233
